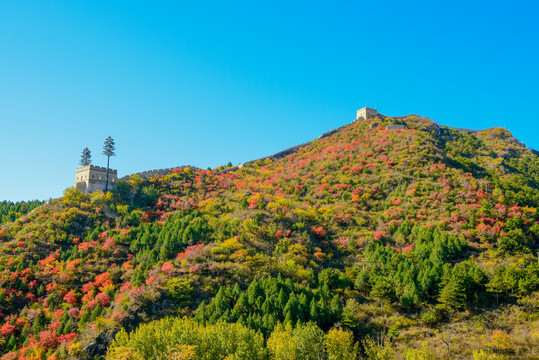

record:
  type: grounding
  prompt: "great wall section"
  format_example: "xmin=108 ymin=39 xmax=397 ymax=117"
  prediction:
xmin=116 ymin=113 xmax=505 ymax=181
xmin=115 ymin=123 xmax=353 ymax=180
xmin=118 ymin=166 xmax=200 ymax=181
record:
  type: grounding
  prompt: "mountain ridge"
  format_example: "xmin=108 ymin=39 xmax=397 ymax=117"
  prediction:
xmin=128 ymin=116 xmax=530 ymax=181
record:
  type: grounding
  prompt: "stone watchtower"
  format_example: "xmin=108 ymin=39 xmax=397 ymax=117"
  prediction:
xmin=74 ymin=165 xmax=117 ymax=193
xmin=356 ymin=107 xmax=378 ymax=121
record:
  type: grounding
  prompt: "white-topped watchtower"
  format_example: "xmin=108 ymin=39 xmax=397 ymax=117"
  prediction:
xmin=356 ymin=107 xmax=378 ymax=121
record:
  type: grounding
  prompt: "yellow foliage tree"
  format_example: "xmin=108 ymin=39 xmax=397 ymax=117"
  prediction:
xmin=324 ymin=328 xmax=357 ymax=360
xmin=403 ymin=343 xmax=437 ymax=360
xmin=267 ymin=323 xmax=297 ymax=360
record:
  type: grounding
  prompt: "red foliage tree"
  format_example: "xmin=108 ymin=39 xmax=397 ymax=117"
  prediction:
xmin=58 ymin=333 xmax=77 ymax=344
xmin=67 ymin=308 xmax=80 ymax=319
xmin=373 ymin=231 xmax=385 ymax=241
xmin=311 ymin=226 xmax=327 ymax=238
xmin=96 ymin=292 xmax=110 ymax=307
xmin=94 ymin=272 xmax=112 ymax=289
xmin=161 ymin=262 xmax=174 ymax=275
xmin=0 ymin=322 xmax=16 ymax=336
xmin=63 ymin=291 xmax=77 ymax=305
xmin=82 ymin=281 xmax=94 ymax=294
xmin=38 ymin=330 xmax=57 ymax=349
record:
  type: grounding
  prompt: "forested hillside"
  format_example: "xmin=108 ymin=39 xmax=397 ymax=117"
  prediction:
xmin=0 ymin=201 xmax=44 ymax=227
xmin=0 ymin=115 xmax=538 ymax=360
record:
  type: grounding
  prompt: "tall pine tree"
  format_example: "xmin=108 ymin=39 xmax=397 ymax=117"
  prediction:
xmin=79 ymin=147 xmax=92 ymax=166
xmin=102 ymin=136 xmax=116 ymax=193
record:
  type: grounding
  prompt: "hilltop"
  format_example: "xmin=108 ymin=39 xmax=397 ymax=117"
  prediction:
xmin=0 ymin=114 xmax=538 ymax=360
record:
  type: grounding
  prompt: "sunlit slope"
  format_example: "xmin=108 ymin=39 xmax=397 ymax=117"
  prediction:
xmin=0 ymin=115 xmax=537 ymax=359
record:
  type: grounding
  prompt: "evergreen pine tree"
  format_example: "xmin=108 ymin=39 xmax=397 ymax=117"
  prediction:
xmin=21 ymin=323 xmax=31 ymax=338
xmin=277 ymin=288 xmax=288 ymax=309
xmin=330 ymin=295 xmax=342 ymax=317
xmin=7 ymin=334 xmax=16 ymax=352
xmin=63 ymin=318 xmax=74 ymax=335
xmin=90 ymin=305 xmax=102 ymax=321
xmin=222 ymin=309 xmax=231 ymax=322
xmin=102 ymin=136 xmax=116 ymax=193
xmin=320 ymin=283 xmax=331 ymax=300
xmin=309 ymin=298 xmax=319 ymax=321
xmin=214 ymin=287 xmax=229 ymax=317
xmin=255 ymin=295 xmax=264 ymax=310
xmin=354 ymin=271 xmax=370 ymax=293
xmin=283 ymin=293 xmax=299 ymax=323
xmin=79 ymin=311 xmax=90 ymax=325
xmin=232 ymin=283 xmax=241 ymax=299
xmin=56 ymin=322 xmax=64 ymax=336
xmin=400 ymin=281 xmax=420 ymax=308
xmin=299 ymin=293 xmax=309 ymax=309
xmin=317 ymin=298 xmax=330 ymax=325
xmin=79 ymin=147 xmax=92 ymax=166
xmin=32 ymin=314 xmax=43 ymax=334
xmin=263 ymin=313 xmax=276 ymax=336
xmin=247 ymin=278 xmax=262 ymax=305
xmin=307 ymin=269 xmax=318 ymax=287
xmin=370 ymin=277 xmax=393 ymax=313
xmin=236 ymin=293 xmax=249 ymax=313
xmin=284 ymin=310 xmax=294 ymax=325
xmin=438 ymin=276 xmax=467 ymax=309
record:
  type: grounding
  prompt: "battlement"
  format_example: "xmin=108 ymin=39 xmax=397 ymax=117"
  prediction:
xmin=356 ymin=107 xmax=378 ymax=121
xmin=386 ymin=124 xmax=406 ymax=131
xmin=75 ymin=165 xmax=117 ymax=174
xmin=74 ymin=165 xmax=117 ymax=193
xmin=119 ymin=166 xmax=199 ymax=181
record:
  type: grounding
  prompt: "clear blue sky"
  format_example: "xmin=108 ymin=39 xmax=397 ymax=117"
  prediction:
xmin=1 ymin=1 xmax=538 ymax=201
